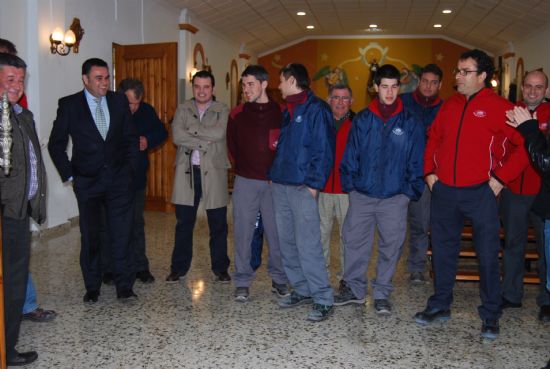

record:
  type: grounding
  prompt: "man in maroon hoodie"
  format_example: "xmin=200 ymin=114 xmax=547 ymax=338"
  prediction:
xmin=319 ymin=84 xmax=354 ymax=279
xmin=227 ymin=65 xmax=289 ymax=302
xmin=500 ymin=69 xmax=550 ymax=321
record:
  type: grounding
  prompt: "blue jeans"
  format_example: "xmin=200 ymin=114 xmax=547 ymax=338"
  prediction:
xmin=23 ymin=273 xmax=38 ymax=314
xmin=544 ymin=221 xmax=550 ymax=292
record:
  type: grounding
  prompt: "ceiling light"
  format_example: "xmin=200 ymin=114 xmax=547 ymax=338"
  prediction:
xmin=433 ymin=24 xmax=442 ymax=28
xmin=306 ymin=25 xmax=314 ymax=29
xmin=442 ymin=9 xmax=452 ymax=14
xmin=297 ymin=11 xmax=306 ymax=16
xmin=369 ymin=24 xmax=378 ymax=28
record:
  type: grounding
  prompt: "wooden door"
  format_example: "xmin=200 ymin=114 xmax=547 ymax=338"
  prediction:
xmin=113 ymin=42 xmax=177 ymax=212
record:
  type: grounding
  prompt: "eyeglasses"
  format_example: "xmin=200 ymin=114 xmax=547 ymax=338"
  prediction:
xmin=329 ymin=96 xmax=351 ymax=102
xmin=453 ymin=68 xmax=479 ymax=76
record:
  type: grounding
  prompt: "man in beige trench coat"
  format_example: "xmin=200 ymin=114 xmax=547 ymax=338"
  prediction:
xmin=166 ymin=70 xmax=231 ymax=283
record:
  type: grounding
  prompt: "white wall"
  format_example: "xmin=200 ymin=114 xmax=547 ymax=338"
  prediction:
xmin=0 ymin=0 xmax=251 ymax=230
xmin=1 ymin=0 xmax=181 ymax=228
xmin=513 ymin=22 xmax=550 ymax=75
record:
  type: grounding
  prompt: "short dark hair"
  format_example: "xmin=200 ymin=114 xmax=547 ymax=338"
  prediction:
xmin=241 ymin=65 xmax=269 ymax=82
xmin=459 ymin=49 xmax=494 ymax=88
xmin=82 ymin=58 xmax=108 ymax=76
xmin=0 ymin=52 xmax=26 ymax=70
xmin=118 ymin=78 xmax=145 ymax=99
xmin=373 ymin=64 xmax=401 ymax=86
xmin=280 ymin=63 xmax=310 ymax=90
xmin=0 ymin=38 xmax=17 ymax=54
xmin=192 ymin=70 xmax=215 ymax=87
xmin=328 ymin=84 xmax=353 ymax=97
xmin=420 ymin=63 xmax=443 ymax=81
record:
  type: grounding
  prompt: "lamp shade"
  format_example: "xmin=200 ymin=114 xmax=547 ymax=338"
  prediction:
xmin=51 ymin=27 xmax=64 ymax=42
xmin=64 ymin=29 xmax=76 ymax=45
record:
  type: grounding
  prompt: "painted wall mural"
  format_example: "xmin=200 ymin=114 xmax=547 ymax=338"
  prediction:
xmin=259 ymin=38 xmax=469 ymax=111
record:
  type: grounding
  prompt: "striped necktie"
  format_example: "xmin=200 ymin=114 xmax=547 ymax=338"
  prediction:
xmin=94 ymin=97 xmax=107 ymax=139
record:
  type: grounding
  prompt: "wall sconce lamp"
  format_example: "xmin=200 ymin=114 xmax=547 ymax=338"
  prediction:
xmin=50 ymin=17 xmax=84 ymax=56
xmin=189 ymin=66 xmax=198 ymax=81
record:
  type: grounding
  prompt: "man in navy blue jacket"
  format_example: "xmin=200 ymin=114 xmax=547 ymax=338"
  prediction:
xmin=400 ymin=64 xmax=444 ymax=283
xmin=335 ymin=64 xmax=424 ymax=315
xmin=118 ymin=78 xmax=168 ymax=283
xmin=269 ymin=63 xmax=335 ymax=321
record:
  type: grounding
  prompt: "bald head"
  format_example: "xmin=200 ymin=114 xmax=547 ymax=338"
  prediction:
xmin=522 ymin=70 xmax=549 ymax=110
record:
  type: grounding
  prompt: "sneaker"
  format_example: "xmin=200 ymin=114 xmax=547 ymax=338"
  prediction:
xmin=277 ymin=291 xmax=313 ymax=308
xmin=165 ymin=272 xmax=185 ymax=283
xmin=136 ymin=270 xmax=155 ymax=284
xmin=22 ymin=307 xmax=57 ymax=322
xmin=480 ymin=319 xmax=500 ymax=339
xmin=410 ymin=272 xmax=426 ymax=284
xmin=307 ymin=303 xmax=333 ymax=322
xmin=271 ymin=281 xmax=290 ymax=298
xmin=539 ymin=305 xmax=550 ymax=322
xmin=234 ymin=287 xmax=249 ymax=302
xmin=334 ymin=281 xmax=365 ymax=306
xmin=414 ymin=307 xmax=451 ymax=325
xmin=501 ymin=297 xmax=522 ymax=309
xmin=374 ymin=299 xmax=392 ymax=315
xmin=215 ymin=271 xmax=231 ymax=283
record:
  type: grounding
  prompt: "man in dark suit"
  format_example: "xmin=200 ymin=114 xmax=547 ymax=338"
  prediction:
xmin=48 ymin=58 xmax=138 ymax=302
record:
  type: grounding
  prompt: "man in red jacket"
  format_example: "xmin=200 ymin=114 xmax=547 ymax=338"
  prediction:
xmin=319 ymin=84 xmax=354 ymax=279
xmin=501 ymin=69 xmax=550 ymax=321
xmin=414 ymin=49 xmax=528 ymax=339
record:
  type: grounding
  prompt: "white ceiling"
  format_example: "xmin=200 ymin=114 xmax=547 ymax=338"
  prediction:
xmin=162 ymin=0 xmax=550 ymax=55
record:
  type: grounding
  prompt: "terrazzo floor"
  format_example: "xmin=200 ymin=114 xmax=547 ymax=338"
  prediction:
xmin=20 ymin=206 xmax=550 ymax=369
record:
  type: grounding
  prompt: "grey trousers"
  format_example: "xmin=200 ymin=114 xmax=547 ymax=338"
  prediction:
xmin=342 ymin=192 xmax=409 ymax=300
xmin=318 ymin=192 xmax=348 ymax=276
xmin=232 ymin=176 xmax=287 ymax=287
xmin=272 ymin=183 xmax=333 ymax=305
xmin=407 ymin=185 xmax=431 ymax=273
xmin=500 ymin=189 xmax=550 ymax=306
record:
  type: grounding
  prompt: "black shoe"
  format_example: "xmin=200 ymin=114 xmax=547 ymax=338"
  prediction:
xmin=501 ymin=297 xmax=522 ymax=309
xmin=7 ymin=351 xmax=38 ymax=366
xmin=480 ymin=319 xmax=500 ymax=339
xmin=136 ymin=270 xmax=155 ymax=283
xmin=117 ymin=289 xmax=138 ymax=300
xmin=22 ymin=307 xmax=57 ymax=322
xmin=414 ymin=307 xmax=451 ymax=325
xmin=542 ymin=358 xmax=550 ymax=369
xmin=215 ymin=271 xmax=231 ymax=283
xmin=165 ymin=272 xmax=185 ymax=283
xmin=83 ymin=290 xmax=100 ymax=303
xmin=334 ymin=281 xmax=366 ymax=306
xmin=539 ymin=305 xmax=550 ymax=322
xmin=102 ymin=273 xmax=115 ymax=286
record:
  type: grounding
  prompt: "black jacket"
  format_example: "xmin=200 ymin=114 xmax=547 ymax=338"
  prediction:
xmin=517 ymin=119 xmax=550 ymax=218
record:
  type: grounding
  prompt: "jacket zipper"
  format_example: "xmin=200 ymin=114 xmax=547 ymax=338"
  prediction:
xmin=453 ymin=99 xmax=470 ymax=185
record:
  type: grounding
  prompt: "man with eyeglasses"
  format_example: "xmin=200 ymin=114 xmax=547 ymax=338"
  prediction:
xmin=414 ymin=49 xmax=529 ymax=339
xmin=318 ymin=84 xmax=354 ymax=279
xmin=335 ymin=65 xmax=424 ymax=315
xmin=500 ymin=70 xmax=550 ymax=322
xmin=400 ymin=64 xmax=444 ymax=284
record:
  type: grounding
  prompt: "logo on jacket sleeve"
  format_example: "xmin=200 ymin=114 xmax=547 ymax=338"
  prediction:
xmin=295 ymin=115 xmax=303 ymax=123
xmin=392 ymin=127 xmax=404 ymax=136
xmin=473 ymin=110 xmax=487 ymax=118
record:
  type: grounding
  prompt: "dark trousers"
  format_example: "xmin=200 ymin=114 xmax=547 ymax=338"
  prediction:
xmin=2 ymin=214 xmax=31 ymax=360
xmin=428 ymin=182 xmax=502 ymax=321
xmin=74 ymin=171 xmax=135 ymax=294
xmin=171 ymin=167 xmax=229 ymax=275
xmin=100 ymin=189 xmax=150 ymax=274
xmin=500 ymin=189 xmax=550 ymax=306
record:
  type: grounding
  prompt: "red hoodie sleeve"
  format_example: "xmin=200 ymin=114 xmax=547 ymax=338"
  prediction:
xmin=423 ymin=105 xmax=444 ymax=176
xmin=492 ymin=116 xmax=530 ymax=185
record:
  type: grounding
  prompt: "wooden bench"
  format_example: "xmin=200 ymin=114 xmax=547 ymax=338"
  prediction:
xmin=427 ymin=226 xmax=541 ymax=284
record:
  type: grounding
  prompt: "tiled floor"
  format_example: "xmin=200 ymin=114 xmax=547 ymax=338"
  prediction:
xmin=20 ymin=208 xmax=550 ymax=369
